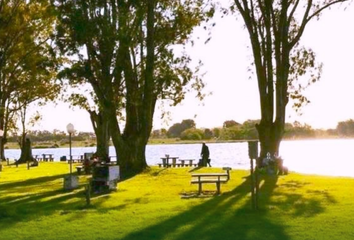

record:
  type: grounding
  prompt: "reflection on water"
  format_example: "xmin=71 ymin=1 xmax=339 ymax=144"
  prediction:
xmin=4 ymin=139 xmax=354 ymax=177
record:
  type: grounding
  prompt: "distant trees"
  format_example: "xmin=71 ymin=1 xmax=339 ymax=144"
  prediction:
xmin=167 ymin=119 xmax=196 ymax=138
xmin=152 ymin=118 xmax=350 ymax=141
xmin=7 ymin=130 xmax=95 ymax=145
xmin=223 ymin=120 xmax=240 ymax=128
xmin=336 ymin=120 xmax=354 ymax=136
xmin=284 ymin=121 xmax=315 ymax=139
xmin=180 ymin=128 xmax=204 ymax=140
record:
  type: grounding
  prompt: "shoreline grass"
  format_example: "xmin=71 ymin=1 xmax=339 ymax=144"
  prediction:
xmin=1 ymin=163 xmax=354 ymax=239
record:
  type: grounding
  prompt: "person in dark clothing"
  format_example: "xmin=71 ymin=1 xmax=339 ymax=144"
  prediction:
xmin=200 ymin=142 xmax=211 ymax=167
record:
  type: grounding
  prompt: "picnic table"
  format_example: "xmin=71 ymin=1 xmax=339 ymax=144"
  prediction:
xmin=42 ymin=154 xmax=54 ymax=162
xmin=159 ymin=156 xmax=179 ymax=167
xmin=191 ymin=167 xmax=232 ymax=194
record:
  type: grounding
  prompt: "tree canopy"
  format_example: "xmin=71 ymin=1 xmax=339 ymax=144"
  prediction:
xmin=232 ymin=0 xmax=351 ymax=157
xmin=53 ymin=0 xmax=215 ymax=173
xmin=0 ymin=0 xmax=61 ymax=160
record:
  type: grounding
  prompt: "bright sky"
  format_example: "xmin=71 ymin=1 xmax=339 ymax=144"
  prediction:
xmin=34 ymin=2 xmax=354 ymax=133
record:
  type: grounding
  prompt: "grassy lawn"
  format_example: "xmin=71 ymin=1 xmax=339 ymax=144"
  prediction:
xmin=1 ymin=163 xmax=354 ymax=240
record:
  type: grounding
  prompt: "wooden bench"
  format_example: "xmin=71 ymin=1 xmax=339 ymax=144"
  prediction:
xmin=179 ymin=159 xmax=196 ymax=167
xmin=191 ymin=168 xmax=232 ymax=194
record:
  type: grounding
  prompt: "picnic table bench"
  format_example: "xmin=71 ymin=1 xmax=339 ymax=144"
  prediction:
xmin=158 ymin=156 xmax=199 ymax=168
xmin=191 ymin=167 xmax=232 ymax=194
xmin=178 ymin=159 xmax=197 ymax=167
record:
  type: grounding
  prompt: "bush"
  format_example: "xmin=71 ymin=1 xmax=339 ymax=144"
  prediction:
xmin=180 ymin=128 xmax=204 ymax=140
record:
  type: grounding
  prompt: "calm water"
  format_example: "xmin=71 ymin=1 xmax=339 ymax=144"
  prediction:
xmin=5 ymin=139 xmax=354 ymax=177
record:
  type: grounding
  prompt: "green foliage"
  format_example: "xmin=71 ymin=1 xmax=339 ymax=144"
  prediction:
xmin=284 ymin=121 xmax=316 ymax=139
xmin=203 ymin=128 xmax=213 ymax=140
xmin=0 ymin=0 xmax=61 ymax=140
xmin=52 ymin=0 xmax=215 ymax=172
xmin=167 ymin=119 xmax=196 ymax=138
xmin=180 ymin=128 xmax=204 ymax=140
xmin=223 ymin=120 xmax=241 ymax=128
xmin=7 ymin=130 xmax=94 ymax=143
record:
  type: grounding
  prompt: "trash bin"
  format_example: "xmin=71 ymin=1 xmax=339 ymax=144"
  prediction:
xmin=60 ymin=156 xmax=67 ymax=161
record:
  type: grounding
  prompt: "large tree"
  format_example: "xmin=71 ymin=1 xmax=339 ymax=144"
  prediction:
xmin=232 ymin=0 xmax=351 ymax=158
xmin=53 ymin=0 xmax=214 ymax=174
xmin=0 ymin=0 xmax=60 ymax=161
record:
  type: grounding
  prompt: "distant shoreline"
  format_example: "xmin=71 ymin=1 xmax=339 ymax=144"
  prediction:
xmin=4 ymin=136 xmax=353 ymax=150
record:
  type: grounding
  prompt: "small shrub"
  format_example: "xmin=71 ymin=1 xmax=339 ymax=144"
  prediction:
xmin=180 ymin=128 xmax=203 ymax=140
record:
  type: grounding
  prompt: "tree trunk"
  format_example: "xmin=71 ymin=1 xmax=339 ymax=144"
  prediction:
xmin=88 ymin=110 xmax=110 ymax=160
xmin=17 ymin=136 xmax=35 ymax=164
xmin=108 ymin=0 xmax=155 ymax=176
xmin=256 ymin=119 xmax=284 ymax=160
xmin=116 ymin=138 xmax=148 ymax=175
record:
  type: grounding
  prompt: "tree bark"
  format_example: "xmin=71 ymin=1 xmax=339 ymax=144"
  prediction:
xmin=17 ymin=136 xmax=34 ymax=164
xmin=88 ymin=110 xmax=110 ymax=159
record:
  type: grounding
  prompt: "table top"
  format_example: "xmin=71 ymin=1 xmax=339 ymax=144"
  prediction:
xmin=192 ymin=173 xmax=228 ymax=177
xmin=161 ymin=157 xmax=179 ymax=159
xmin=179 ymin=159 xmax=195 ymax=161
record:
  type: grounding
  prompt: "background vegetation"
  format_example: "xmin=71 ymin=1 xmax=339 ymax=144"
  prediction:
xmin=151 ymin=119 xmax=354 ymax=141
xmin=4 ymin=118 xmax=354 ymax=149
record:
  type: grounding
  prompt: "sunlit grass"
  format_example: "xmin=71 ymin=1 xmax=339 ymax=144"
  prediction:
xmin=1 ymin=163 xmax=354 ymax=239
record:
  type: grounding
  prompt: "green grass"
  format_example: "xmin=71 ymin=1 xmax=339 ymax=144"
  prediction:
xmin=1 ymin=163 xmax=354 ymax=240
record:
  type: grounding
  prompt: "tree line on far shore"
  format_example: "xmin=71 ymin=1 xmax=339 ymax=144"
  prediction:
xmin=5 ymin=119 xmax=354 ymax=147
xmin=150 ymin=119 xmax=354 ymax=141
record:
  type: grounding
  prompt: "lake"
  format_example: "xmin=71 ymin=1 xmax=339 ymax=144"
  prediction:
xmin=4 ymin=139 xmax=354 ymax=178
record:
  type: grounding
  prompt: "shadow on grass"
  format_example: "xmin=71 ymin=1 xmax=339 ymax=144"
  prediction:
xmin=0 ymin=168 xmax=336 ymax=239
xmin=0 ymin=172 xmax=90 ymax=225
xmin=188 ymin=166 xmax=203 ymax=172
xmin=119 ymin=174 xmax=332 ymax=240
xmin=0 ymin=174 xmax=68 ymax=193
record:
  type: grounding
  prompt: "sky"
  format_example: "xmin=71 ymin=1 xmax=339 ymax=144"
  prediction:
xmin=32 ymin=2 xmax=354 ymax=133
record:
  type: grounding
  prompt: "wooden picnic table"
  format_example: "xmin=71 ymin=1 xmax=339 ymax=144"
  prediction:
xmin=42 ymin=154 xmax=54 ymax=162
xmin=160 ymin=156 xmax=179 ymax=167
xmin=191 ymin=171 xmax=231 ymax=194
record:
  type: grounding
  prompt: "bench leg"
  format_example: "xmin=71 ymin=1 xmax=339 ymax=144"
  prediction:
xmin=216 ymin=182 xmax=221 ymax=194
xmin=198 ymin=182 xmax=202 ymax=195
